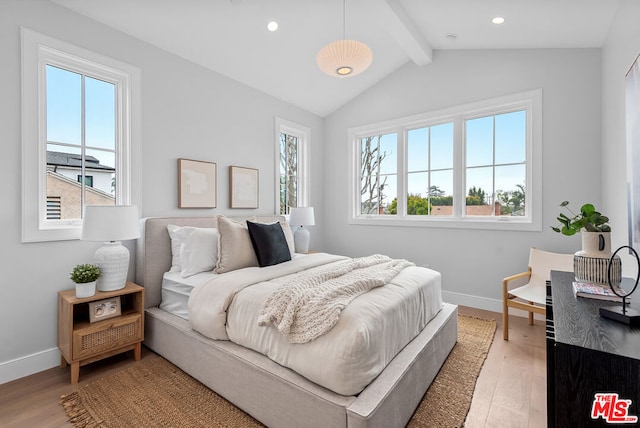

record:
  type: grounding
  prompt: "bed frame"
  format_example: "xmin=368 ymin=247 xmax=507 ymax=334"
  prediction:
xmin=136 ymin=216 xmax=458 ymax=428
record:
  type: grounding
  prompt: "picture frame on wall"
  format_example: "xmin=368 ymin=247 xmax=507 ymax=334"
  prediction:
xmin=230 ymin=166 xmax=259 ymax=209
xmin=178 ymin=158 xmax=217 ymax=208
xmin=88 ymin=296 xmax=121 ymax=323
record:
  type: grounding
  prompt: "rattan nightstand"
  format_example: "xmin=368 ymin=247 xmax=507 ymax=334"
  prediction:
xmin=57 ymin=282 xmax=144 ymax=384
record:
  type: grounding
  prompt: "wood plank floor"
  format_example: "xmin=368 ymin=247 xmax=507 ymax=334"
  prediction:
xmin=0 ymin=306 xmax=546 ymax=427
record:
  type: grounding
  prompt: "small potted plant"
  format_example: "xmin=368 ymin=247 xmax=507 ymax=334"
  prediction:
xmin=70 ymin=264 xmax=101 ymax=298
xmin=551 ymin=201 xmax=611 ymax=235
xmin=551 ymin=201 xmax=620 ymax=284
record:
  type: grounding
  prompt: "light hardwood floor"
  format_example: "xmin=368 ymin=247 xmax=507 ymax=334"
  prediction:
xmin=0 ymin=306 xmax=546 ymax=428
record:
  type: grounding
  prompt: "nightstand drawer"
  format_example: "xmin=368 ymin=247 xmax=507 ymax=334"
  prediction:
xmin=72 ymin=313 xmax=142 ymax=360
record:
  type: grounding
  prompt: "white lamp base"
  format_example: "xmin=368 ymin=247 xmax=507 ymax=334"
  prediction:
xmin=293 ymin=226 xmax=311 ymax=254
xmin=94 ymin=241 xmax=129 ymax=291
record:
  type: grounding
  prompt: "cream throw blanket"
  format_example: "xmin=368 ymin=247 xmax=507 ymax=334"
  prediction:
xmin=257 ymin=254 xmax=414 ymax=343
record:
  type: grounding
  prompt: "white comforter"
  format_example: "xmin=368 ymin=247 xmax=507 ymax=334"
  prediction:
xmin=188 ymin=253 xmax=443 ymax=396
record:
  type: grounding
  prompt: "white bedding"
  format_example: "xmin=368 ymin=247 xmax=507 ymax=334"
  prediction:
xmin=159 ymin=271 xmax=218 ymax=319
xmin=188 ymin=253 xmax=443 ymax=396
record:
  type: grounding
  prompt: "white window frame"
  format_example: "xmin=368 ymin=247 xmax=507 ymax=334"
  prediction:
xmin=348 ymin=89 xmax=542 ymax=231
xmin=274 ymin=117 xmax=310 ymax=215
xmin=21 ymin=27 xmax=142 ymax=242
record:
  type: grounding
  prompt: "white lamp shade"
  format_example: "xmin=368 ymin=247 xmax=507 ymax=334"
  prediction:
xmin=81 ymin=205 xmax=139 ymax=292
xmin=316 ymin=39 xmax=372 ymax=78
xmin=81 ymin=205 xmax=140 ymax=242
xmin=289 ymin=207 xmax=315 ymax=226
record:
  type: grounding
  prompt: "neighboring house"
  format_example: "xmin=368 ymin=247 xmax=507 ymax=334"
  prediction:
xmin=46 ymin=151 xmax=115 ymax=219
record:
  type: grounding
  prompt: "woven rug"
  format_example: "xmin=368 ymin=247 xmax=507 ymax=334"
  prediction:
xmin=61 ymin=315 xmax=496 ymax=428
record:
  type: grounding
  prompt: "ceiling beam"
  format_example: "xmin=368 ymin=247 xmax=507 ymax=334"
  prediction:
xmin=369 ymin=0 xmax=433 ymax=66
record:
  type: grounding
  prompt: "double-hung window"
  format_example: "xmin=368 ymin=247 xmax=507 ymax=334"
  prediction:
xmin=21 ymin=28 xmax=141 ymax=242
xmin=275 ymin=118 xmax=309 ymax=215
xmin=349 ymin=90 xmax=542 ymax=230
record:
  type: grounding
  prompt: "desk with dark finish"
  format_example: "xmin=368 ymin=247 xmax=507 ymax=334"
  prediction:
xmin=546 ymin=270 xmax=640 ymax=427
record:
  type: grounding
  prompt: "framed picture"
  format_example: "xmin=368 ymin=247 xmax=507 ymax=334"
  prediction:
xmin=230 ymin=166 xmax=259 ymax=208
xmin=178 ymin=158 xmax=217 ymax=208
xmin=89 ymin=296 xmax=121 ymax=323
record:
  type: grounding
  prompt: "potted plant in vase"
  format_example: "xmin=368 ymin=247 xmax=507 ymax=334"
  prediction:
xmin=70 ymin=264 xmax=101 ymax=298
xmin=551 ymin=201 xmax=620 ymax=284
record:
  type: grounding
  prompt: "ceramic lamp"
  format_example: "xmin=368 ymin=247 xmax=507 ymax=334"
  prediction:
xmin=81 ymin=205 xmax=140 ymax=291
xmin=289 ymin=207 xmax=315 ymax=254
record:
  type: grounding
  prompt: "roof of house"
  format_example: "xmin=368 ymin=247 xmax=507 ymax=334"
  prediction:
xmin=46 ymin=151 xmax=115 ymax=171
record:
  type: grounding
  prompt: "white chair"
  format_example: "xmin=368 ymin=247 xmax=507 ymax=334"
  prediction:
xmin=502 ymin=247 xmax=574 ymax=340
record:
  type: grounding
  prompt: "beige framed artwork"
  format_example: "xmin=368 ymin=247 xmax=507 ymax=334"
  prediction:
xmin=178 ymin=158 xmax=217 ymax=208
xmin=230 ymin=166 xmax=259 ymax=208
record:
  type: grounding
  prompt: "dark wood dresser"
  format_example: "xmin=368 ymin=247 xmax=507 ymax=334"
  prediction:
xmin=546 ymin=270 xmax=640 ymax=427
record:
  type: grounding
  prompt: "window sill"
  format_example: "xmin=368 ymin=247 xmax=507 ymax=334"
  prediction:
xmin=348 ymin=216 xmax=541 ymax=231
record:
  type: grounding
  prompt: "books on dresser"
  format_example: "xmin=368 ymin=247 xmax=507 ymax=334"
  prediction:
xmin=572 ymin=281 xmax=629 ymax=302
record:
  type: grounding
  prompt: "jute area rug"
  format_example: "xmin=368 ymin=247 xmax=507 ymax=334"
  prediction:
xmin=61 ymin=315 xmax=496 ymax=428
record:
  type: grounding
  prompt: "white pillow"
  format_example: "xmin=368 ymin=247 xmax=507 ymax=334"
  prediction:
xmin=167 ymin=225 xmax=217 ymax=272
xmin=180 ymin=228 xmax=220 ymax=278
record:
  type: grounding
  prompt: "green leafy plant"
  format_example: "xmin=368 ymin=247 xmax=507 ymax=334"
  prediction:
xmin=551 ymin=201 xmax=611 ymax=236
xmin=70 ymin=264 xmax=101 ymax=284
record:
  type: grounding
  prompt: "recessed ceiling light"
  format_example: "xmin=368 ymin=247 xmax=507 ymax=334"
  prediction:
xmin=267 ymin=21 xmax=279 ymax=32
xmin=446 ymin=33 xmax=458 ymax=40
xmin=492 ymin=16 xmax=505 ymax=25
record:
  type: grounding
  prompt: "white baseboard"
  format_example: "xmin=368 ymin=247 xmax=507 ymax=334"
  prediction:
xmin=442 ymin=290 xmax=545 ymax=320
xmin=0 ymin=347 xmax=60 ymax=385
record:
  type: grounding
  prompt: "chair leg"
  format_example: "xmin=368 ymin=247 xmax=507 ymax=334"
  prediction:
xmin=503 ymin=304 xmax=509 ymax=340
xmin=528 ymin=304 xmax=534 ymax=325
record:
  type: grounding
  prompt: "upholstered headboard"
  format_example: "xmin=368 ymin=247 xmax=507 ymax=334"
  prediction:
xmin=136 ymin=216 xmax=285 ymax=308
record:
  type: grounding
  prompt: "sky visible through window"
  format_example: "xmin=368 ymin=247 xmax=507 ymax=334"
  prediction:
xmin=46 ymin=65 xmax=116 ymax=173
xmin=378 ymin=110 xmax=526 ymax=205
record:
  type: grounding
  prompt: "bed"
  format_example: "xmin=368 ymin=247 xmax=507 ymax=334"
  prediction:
xmin=136 ymin=216 xmax=458 ymax=428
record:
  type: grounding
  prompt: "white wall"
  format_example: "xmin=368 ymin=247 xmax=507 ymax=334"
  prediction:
xmin=323 ymin=48 xmax=603 ymax=309
xmin=602 ymin=0 xmax=640 ymax=261
xmin=0 ymin=0 xmax=323 ymax=383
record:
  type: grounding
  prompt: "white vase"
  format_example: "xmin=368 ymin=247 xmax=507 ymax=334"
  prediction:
xmin=577 ymin=231 xmax=611 ymax=258
xmin=574 ymin=232 xmax=621 ymax=284
xmin=75 ymin=281 xmax=97 ymax=298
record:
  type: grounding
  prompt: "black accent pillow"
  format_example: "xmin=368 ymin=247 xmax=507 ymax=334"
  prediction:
xmin=246 ymin=221 xmax=292 ymax=267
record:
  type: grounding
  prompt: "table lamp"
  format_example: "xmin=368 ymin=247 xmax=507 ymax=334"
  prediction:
xmin=81 ymin=205 xmax=140 ymax=291
xmin=289 ymin=207 xmax=315 ymax=253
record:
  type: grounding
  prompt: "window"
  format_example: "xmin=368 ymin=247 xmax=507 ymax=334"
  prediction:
xmin=349 ymin=90 xmax=542 ymax=231
xmin=21 ymin=28 xmax=141 ymax=242
xmin=77 ymin=175 xmax=94 ymax=187
xmin=275 ymin=118 xmax=309 ymax=215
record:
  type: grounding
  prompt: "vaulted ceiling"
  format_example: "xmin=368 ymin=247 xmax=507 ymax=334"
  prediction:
xmin=52 ymin=0 xmax=620 ymax=117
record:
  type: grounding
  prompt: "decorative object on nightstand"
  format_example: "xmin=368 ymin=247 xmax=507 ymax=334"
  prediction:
xmin=81 ymin=205 xmax=140 ymax=291
xmin=551 ymin=201 xmax=621 ymax=285
xmin=69 ymin=263 xmax=101 ymax=298
xmin=289 ymin=206 xmax=315 ymax=253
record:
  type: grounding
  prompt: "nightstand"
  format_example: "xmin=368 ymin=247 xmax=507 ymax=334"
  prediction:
xmin=58 ymin=282 xmax=144 ymax=384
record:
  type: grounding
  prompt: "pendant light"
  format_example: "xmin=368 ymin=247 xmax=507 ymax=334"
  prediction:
xmin=316 ymin=0 xmax=372 ymax=78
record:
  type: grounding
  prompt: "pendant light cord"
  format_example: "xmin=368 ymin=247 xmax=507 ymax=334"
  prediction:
xmin=342 ymin=0 xmax=346 ymax=40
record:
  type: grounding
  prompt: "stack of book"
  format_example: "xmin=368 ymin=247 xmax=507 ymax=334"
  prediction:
xmin=572 ymin=281 xmax=629 ymax=302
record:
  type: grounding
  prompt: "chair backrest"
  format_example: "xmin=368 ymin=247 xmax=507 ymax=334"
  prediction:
xmin=528 ymin=247 xmax=574 ymax=287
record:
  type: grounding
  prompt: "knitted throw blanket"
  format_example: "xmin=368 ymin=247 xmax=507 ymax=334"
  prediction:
xmin=257 ymin=254 xmax=414 ymax=343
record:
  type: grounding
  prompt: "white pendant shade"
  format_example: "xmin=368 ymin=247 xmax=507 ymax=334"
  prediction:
xmin=316 ymin=39 xmax=372 ymax=78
